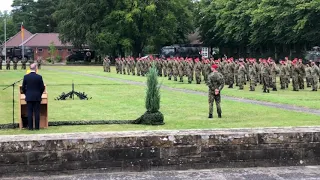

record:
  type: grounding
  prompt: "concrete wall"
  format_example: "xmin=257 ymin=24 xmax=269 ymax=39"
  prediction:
xmin=0 ymin=127 xmax=320 ymax=176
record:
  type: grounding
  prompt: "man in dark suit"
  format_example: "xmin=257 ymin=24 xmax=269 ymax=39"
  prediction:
xmin=22 ymin=63 xmax=45 ymax=130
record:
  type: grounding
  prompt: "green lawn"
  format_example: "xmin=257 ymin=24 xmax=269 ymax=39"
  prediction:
xmin=0 ymin=67 xmax=319 ymax=135
xmin=50 ymin=66 xmax=320 ymax=109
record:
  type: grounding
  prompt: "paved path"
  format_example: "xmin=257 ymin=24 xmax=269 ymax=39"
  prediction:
xmin=45 ymin=68 xmax=320 ymax=116
xmin=3 ymin=166 xmax=320 ymax=180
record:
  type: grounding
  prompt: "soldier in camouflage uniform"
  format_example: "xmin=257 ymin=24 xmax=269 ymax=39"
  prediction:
xmin=186 ymin=58 xmax=194 ymax=84
xmin=178 ymin=58 xmax=184 ymax=82
xmin=162 ymin=58 xmax=168 ymax=77
xmin=37 ymin=57 xmax=42 ymax=69
xmin=13 ymin=57 xmax=18 ymax=70
xmin=21 ymin=57 xmax=27 ymax=70
xmin=206 ymin=64 xmax=224 ymax=119
xmin=261 ymin=60 xmax=271 ymax=93
xmin=234 ymin=61 xmax=239 ymax=86
xmin=237 ymin=60 xmax=246 ymax=90
xmin=203 ymin=60 xmax=211 ymax=83
xmin=248 ymin=60 xmax=257 ymax=91
xmin=310 ymin=62 xmax=320 ymax=91
xmin=167 ymin=58 xmax=173 ymax=80
xmin=297 ymin=59 xmax=305 ymax=89
xmin=172 ymin=58 xmax=179 ymax=81
xmin=194 ymin=58 xmax=202 ymax=84
xmin=306 ymin=63 xmax=312 ymax=88
xmin=136 ymin=58 xmax=141 ymax=76
xmin=130 ymin=58 xmax=135 ymax=75
xmin=291 ymin=60 xmax=300 ymax=91
xmin=279 ymin=61 xmax=288 ymax=89
xmin=6 ymin=57 xmax=10 ymax=70
xmin=270 ymin=60 xmax=280 ymax=91
xmin=227 ymin=59 xmax=235 ymax=88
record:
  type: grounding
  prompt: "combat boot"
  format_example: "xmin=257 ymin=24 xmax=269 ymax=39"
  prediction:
xmin=208 ymin=114 xmax=213 ymax=118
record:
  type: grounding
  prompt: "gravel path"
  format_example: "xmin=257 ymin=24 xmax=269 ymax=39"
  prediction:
xmin=46 ymin=68 xmax=320 ymax=116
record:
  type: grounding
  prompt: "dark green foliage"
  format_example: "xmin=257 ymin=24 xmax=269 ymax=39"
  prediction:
xmin=133 ymin=111 xmax=164 ymax=125
xmin=135 ymin=63 xmax=164 ymax=125
xmin=145 ymin=63 xmax=161 ymax=113
xmin=196 ymin=0 xmax=320 ymax=58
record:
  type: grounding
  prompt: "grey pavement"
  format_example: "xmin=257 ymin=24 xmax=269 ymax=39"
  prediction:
xmin=2 ymin=166 xmax=320 ymax=180
xmin=45 ymin=67 xmax=320 ymax=116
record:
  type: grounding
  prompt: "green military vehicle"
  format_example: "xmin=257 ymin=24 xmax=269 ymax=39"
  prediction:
xmin=305 ymin=46 xmax=320 ymax=64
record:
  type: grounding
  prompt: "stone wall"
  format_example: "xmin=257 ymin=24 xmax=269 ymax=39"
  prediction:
xmin=1 ymin=127 xmax=320 ymax=176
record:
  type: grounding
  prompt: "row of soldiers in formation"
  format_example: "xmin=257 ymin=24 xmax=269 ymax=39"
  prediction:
xmin=0 ymin=57 xmax=43 ymax=70
xmin=104 ymin=56 xmax=320 ymax=92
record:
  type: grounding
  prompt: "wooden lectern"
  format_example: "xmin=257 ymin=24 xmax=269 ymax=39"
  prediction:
xmin=19 ymin=85 xmax=48 ymax=129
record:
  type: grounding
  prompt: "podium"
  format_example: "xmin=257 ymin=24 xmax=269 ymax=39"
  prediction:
xmin=19 ymin=85 xmax=48 ymax=129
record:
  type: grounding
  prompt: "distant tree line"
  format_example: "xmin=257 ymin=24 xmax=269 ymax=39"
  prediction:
xmin=1 ymin=0 xmax=320 ymax=59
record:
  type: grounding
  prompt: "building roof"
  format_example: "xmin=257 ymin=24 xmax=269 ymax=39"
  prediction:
xmin=21 ymin=33 xmax=74 ymax=47
xmin=2 ymin=29 xmax=33 ymax=47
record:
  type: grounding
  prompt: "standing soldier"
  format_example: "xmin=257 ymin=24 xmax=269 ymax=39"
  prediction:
xmin=103 ymin=57 xmax=107 ymax=72
xmin=270 ymin=61 xmax=280 ymax=91
xmin=279 ymin=61 xmax=288 ymax=89
xmin=167 ymin=58 xmax=173 ymax=80
xmin=178 ymin=58 xmax=184 ymax=82
xmin=297 ymin=59 xmax=306 ymax=89
xmin=237 ymin=60 xmax=246 ymax=90
xmin=310 ymin=62 xmax=320 ymax=91
xmin=291 ymin=60 xmax=300 ymax=91
xmin=227 ymin=59 xmax=235 ymax=88
xmin=162 ymin=58 xmax=168 ymax=77
xmin=136 ymin=58 xmax=141 ymax=76
xmin=234 ymin=60 xmax=240 ymax=86
xmin=305 ymin=63 xmax=312 ymax=88
xmin=248 ymin=60 xmax=257 ymax=91
xmin=6 ymin=57 xmax=10 ymax=70
xmin=21 ymin=57 xmax=27 ymax=70
xmin=206 ymin=64 xmax=224 ymax=119
xmin=203 ymin=60 xmax=211 ymax=83
xmin=261 ymin=60 xmax=271 ymax=93
xmin=186 ymin=58 xmax=194 ymax=84
xmin=37 ymin=57 xmax=42 ymax=69
xmin=172 ymin=58 xmax=179 ymax=81
xmin=13 ymin=57 xmax=18 ymax=70
xmin=130 ymin=58 xmax=135 ymax=75
xmin=194 ymin=58 xmax=202 ymax=84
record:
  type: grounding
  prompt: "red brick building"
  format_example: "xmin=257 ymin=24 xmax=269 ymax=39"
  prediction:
xmin=1 ymin=29 xmax=83 ymax=61
xmin=21 ymin=33 xmax=74 ymax=61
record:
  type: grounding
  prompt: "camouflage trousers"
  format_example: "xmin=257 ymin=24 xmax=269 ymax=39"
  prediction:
xmin=6 ymin=64 xmax=10 ymax=70
xmin=167 ymin=68 xmax=173 ymax=80
xmin=195 ymin=72 xmax=201 ymax=84
xmin=249 ymin=76 xmax=256 ymax=91
xmin=163 ymin=68 xmax=167 ymax=77
xmin=306 ymin=76 xmax=312 ymax=87
xmin=238 ymin=76 xmax=245 ymax=89
xmin=312 ymin=77 xmax=319 ymax=91
xmin=280 ymin=76 xmax=288 ymax=89
xmin=298 ymin=75 xmax=304 ymax=89
xmin=292 ymin=76 xmax=299 ymax=91
xmin=208 ymin=91 xmax=221 ymax=115
xmin=262 ymin=75 xmax=269 ymax=92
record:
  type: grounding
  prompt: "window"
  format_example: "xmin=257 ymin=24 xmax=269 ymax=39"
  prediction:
xmin=58 ymin=48 xmax=63 ymax=51
xmin=38 ymin=48 xmax=43 ymax=52
xmin=67 ymin=49 xmax=72 ymax=52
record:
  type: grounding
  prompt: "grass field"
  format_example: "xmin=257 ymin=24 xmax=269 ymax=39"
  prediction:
xmin=52 ymin=66 xmax=320 ymax=109
xmin=0 ymin=66 xmax=319 ymax=135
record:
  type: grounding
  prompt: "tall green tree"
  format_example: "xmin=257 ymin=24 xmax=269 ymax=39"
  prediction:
xmin=54 ymin=0 xmax=194 ymax=56
xmin=0 ymin=11 xmax=18 ymax=45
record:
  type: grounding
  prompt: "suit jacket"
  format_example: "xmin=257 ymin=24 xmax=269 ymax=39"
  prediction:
xmin=22 ymin=72 xmax=45 ymax=102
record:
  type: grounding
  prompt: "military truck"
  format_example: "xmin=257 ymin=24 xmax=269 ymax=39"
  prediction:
xmin=160 ymin=44 xmax=218 ymax=59
xmin=304 ymin=46 xmax=320 ymax=64
xmin=0 ymin=47 xmax=33 ymax=60
xmin=66 ymin=49 xmax=95 ymax=62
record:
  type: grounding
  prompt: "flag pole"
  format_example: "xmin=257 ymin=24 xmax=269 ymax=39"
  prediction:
xmin=21 ymin=22 xmax=24 ymax=59
xmin=4 ymin=18 xmax=6 ymax=61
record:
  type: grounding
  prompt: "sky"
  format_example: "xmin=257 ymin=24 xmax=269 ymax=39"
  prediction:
xmin=0 ymin=0 xmax=13 ymax=12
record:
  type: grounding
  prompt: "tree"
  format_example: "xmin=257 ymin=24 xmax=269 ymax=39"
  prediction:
xmin=54 ymin=0 xmax=194 ymax=56
xmin=0 ymin=11 xmax=18 ymax=45
xmin=134 ymin=63 xmax=164 ymax=125
xmin=49 ymin=41 xmax=56 ymax=63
